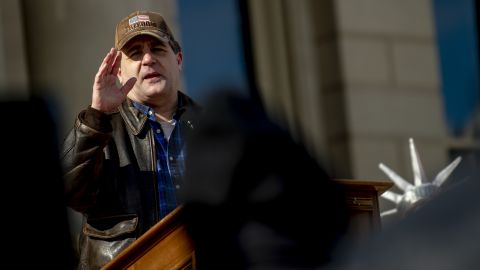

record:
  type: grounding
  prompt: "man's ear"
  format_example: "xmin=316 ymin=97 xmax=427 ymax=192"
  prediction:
xmin=177 ymin=52 xmax=183 ymax=71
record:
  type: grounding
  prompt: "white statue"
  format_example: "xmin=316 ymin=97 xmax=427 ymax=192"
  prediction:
xmin=379 ymin=138 xmax=462 ymax=218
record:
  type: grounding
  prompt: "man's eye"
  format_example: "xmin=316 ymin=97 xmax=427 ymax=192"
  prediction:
xmin=152 ymin=47 xmax=166 ymax=52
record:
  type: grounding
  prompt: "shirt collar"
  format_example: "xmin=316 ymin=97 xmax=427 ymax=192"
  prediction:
xmin=131 ymin=96 xmax=185 ymax=122
xmin=132 ymin=101 xmax=156 ymax=121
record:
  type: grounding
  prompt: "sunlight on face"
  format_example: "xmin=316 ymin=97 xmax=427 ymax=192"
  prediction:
xmin=118 ymin=35 xmax=183 ymax=102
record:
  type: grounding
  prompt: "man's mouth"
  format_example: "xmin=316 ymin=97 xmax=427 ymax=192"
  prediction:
xmin=143 ymin=72 xmax=161 ymax=80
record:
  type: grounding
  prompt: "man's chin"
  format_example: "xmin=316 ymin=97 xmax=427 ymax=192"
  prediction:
xmin=143 ymin=86 xmax=171 ymax=97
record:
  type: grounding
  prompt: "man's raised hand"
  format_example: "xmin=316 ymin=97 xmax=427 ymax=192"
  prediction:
xmin=91 ymin=48 xmax=136 ymax=112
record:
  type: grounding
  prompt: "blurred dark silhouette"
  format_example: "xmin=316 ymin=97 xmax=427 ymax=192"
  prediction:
xmin=332 ymin=173 xmax=480 ymax=270
xmin=182 ymin=89 xmax=349 ymax=269
xmin=0 ymin=95 xmax=74 ymax=269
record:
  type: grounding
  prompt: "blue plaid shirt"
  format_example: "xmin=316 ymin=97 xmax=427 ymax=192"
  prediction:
xmin=133 ymin=101 xmax=186 ymax=219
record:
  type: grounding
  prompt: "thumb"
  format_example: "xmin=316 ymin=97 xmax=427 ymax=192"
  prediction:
xmin=120 ymin=77 xmax=137 ymax=96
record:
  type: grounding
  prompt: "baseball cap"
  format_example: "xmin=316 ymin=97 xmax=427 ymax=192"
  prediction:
xmin=115 ymin=10 xmax=181 ymax=52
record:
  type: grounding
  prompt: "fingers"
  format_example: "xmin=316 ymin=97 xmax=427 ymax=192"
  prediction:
xmin=120 ymin=77 xmax=137 ymax=96
xmin=111 ymin=51 xmax=122 ymax=76
xmin=97 ymin=48 xmax=117 ymax=78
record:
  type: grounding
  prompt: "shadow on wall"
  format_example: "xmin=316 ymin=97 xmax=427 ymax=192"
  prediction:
xmin=0 ymin=94 xmax=75 ymax=269
xmin=181 ymin=88 xmax=349 ymax=269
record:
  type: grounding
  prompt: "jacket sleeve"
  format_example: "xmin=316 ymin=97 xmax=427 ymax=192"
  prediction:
xmin=61 ymin=106 xmax=113 ymax=213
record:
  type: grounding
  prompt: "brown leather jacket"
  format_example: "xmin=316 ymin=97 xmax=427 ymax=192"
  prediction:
xmin=61 ymin=91 xmax=199 ymax=270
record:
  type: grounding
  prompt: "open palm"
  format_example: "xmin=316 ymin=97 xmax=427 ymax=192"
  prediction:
xmin=91 ymin=48 xmax=136 ymax=112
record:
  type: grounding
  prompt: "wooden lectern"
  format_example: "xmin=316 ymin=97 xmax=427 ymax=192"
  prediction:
xmin=334 ymin=179 xmax=393 ymax=243
xmin=101 ymin=206 xmax=195 ymax=270
xmin=102 ymin=179 xmax=392 ymax=269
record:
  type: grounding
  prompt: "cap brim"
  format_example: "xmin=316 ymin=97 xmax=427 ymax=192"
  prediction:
xmin=116 ymin=30 xmax=169 ymax=50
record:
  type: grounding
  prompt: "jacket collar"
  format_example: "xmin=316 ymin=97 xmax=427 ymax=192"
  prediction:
xmin=119 ymin=91 xmax=200 ymax=136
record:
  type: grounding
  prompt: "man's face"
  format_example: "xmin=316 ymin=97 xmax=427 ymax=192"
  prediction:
xmin=118 ymin=35 xmax=182 ymax=102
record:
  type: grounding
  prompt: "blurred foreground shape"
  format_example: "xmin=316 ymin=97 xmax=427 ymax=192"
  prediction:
xmin=182 ymin=89 xmax=349 ymax=269
xmin=0 ymin=95 xmax=74 ymax=269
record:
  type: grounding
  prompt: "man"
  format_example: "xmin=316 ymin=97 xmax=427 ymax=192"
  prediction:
xmin=62 ymin=10 xmax=199 ymax=269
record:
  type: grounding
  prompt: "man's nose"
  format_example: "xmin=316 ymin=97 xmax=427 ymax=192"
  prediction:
xmin=142 ymin=50 xmax=155 ymax=65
